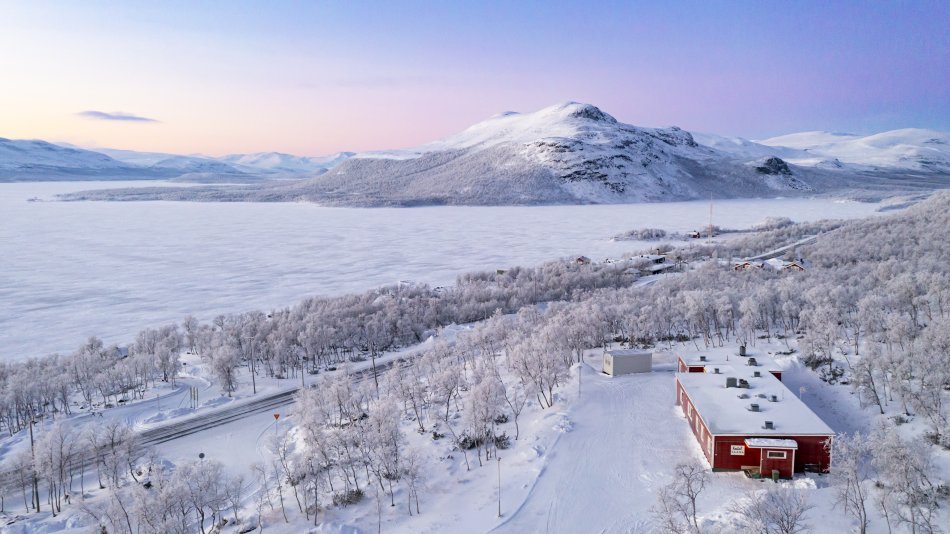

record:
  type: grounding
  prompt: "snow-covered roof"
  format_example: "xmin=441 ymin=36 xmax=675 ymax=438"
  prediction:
xmin=643 ymin=263 xmax=675 ymax=273
xmin=745 ymin=438 xmax=798 ymax=449
xmin=677 ymin=348 xmax=833 ymax=437
xmin=606 ymin=349 xmax=652 ymax=358
xmin=678 ymin=350 xmax=781 ymax=371
xmin=637 ymin=254 xmax=665 ymax=261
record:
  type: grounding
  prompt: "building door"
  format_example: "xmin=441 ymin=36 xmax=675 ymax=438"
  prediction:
xmin=760 ymin=448 xmax=794 ymax=479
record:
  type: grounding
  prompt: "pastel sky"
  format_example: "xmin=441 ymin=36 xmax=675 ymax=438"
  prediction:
xmin=1 ymin=1 xmax=947 ymax=156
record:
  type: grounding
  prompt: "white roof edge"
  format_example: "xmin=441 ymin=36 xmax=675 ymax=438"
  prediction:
xmin=719 ymin=432 xmax=834 ymax=437
xmin=606 ymin=349 xmax=652 ymax=356
xmin=745 ymin=438 xmax=799 ymax=449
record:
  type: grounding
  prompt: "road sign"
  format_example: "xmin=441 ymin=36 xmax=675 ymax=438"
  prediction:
xmin=273 ymin=413 xmax=280 ymax=420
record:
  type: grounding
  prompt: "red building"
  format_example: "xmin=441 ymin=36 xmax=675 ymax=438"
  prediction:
xmin=675 ymin=350 xmax=832 ymax=479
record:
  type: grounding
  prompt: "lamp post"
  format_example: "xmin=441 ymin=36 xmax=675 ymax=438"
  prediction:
xmin=496 ymin=456 xmax=502 ymax=518
xmin=29 ymin=419 xmax=39 ymax=513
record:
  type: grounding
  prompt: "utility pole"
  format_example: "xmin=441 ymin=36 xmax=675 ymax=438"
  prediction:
xmin=245 ymin=336 xmax=257 ymax=395
xmin=497 ymin=456 xmax=502 ymax=517
xmin=29 ymin=420 xmax=39 ymax=512
xmin=577 ymin=361 xmax=582 ymax=397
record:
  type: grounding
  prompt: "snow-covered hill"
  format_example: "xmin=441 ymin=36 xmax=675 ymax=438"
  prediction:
xmin=0 ymin=137 xmax=162 ymax=180
xmin=758 ymin=128 xmax=950 ymax=173
xmin=218 ymin=151 xmax=354 ymax=174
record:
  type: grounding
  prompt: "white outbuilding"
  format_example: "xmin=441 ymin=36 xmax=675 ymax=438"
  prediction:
xmin=602 ymin=349 xmax=652 ymax=376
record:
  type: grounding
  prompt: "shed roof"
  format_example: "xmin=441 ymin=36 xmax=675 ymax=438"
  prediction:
xmin=606 ymin=349 xmax=652 ymax=358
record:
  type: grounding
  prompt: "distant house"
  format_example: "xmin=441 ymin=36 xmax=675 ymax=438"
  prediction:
xmin=575 ymin=256 xmax=592 ymax=265
xmin=638 ymin=254 xmax=665 ymax=264
xmin=635 ymin=254 xmax=676 ymax=276
xmin=675 ymin=350 xmax=832 ymax=478
xmin=733 ymin=261 xmax=762 ymax=271
xmin=763 ymin=258 xmax=806 ymax=272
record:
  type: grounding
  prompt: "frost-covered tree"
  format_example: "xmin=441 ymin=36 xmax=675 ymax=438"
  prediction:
xmin=869 ymin=423 xmax=943 ymax=534
xmin=651 ymin=461 xmax=708 ymax=534
xmin=730 ymin=487 xmax=813 ymax=534
xmin=832 ymin=432 xmax=872 ymax=534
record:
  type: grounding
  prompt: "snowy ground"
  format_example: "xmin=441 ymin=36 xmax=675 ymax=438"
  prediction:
xmin=2 ymin=335 xmax=946 ymax=533
xmin=0 ymin=181 xmax=886 ymax=361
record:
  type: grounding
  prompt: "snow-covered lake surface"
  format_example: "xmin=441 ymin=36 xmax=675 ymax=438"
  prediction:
xmin=1 ymin=181 xmax=886 ymax=360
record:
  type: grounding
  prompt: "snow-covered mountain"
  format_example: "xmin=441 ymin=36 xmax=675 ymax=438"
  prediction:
xmin=9 ymin=102 xmax=948 ymax=203
xmin=0 ymin=141 xmax=352 ymax=182
xmin=277 ymin=102 xmax=816 ymax=205
xmin=0 ymin=137 xmax=159 ymax=180
xmin=758 ymin=129 xmax=950 ymax=173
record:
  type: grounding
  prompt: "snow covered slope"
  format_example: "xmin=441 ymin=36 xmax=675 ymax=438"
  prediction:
xmin=1 ymin=142 xmax=352 ymax=182
xmin=759 ymin=129 xmax=950 ymax=173
xmin=0 ymin=137 xmax=162 ymax=181
xmin=281 ymin=102 xmax=815 ymax=205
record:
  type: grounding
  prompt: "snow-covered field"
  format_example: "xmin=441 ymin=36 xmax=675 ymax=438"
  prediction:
xmin=7 ymin=338 xmax=924 ymax=534
xmin=0 ymin=181 xmax=887 ymax=361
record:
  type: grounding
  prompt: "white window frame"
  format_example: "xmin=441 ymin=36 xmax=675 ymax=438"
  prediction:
xmin=766 ymin=450 xmax=787 ymax=459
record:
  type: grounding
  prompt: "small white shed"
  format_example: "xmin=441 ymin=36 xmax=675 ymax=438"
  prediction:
xmin=603 ymin=349 xmax=652 ymax=376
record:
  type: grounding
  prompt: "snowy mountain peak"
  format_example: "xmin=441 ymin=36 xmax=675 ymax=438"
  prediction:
xmin=541 ymin=101 xmax=618 ymax=123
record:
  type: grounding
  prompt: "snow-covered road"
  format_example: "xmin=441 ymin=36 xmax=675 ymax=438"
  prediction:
xmin=496 ymin=364 xmax=699 ymax=533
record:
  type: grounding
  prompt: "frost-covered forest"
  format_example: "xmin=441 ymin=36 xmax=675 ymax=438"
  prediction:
xmin=1 ymin=192 xmax=948 ymax=533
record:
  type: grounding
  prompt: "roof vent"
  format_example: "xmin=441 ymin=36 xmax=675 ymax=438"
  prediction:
xmin=770 ymin=394 xmax=778 ymax=402
xmin=713 ymin=367 xmax=720 ymax=374
xmin=737 ymin=393 xmax=749 ymax=399
xmin=747 ymin=357 xmax=758 ymax=366
xmin=738 ymin=379 xmax=750 ymax=388
xmin=757 ymin=393 xmax=767 ymax=398
xmin=739 ymin=345 xmax=747 ymax=356
xmin=699 ymin=355 xmax=707 ymax=362
xmin=726 ymin=377 xmax=738 ymax=388
xmin=749 ymin=403 xmax=760 ymax=412
xmin=753 ymin=371 xmax=761 ymax=378
xmin=763 ymin=421 xmax=774 ymax=430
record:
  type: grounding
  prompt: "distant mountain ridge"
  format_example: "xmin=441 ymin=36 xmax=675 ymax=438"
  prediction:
xmin=0 ymin=140 xmax=349 ymax=182
xmin=6 ymin=102 xmax=949 ymax=205
xmin=237 ymin=102 xmax=945 ymax=205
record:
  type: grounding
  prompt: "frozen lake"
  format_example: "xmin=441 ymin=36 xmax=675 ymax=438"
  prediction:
xmin=1 ymin=181 xmax=886 ymax=360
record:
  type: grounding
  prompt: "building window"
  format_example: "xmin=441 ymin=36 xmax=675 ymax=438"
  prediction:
xmin=731 ymin=445 xmax=744 ymax=455
xmin=767 ymin=450 xmax=787 ymax=459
